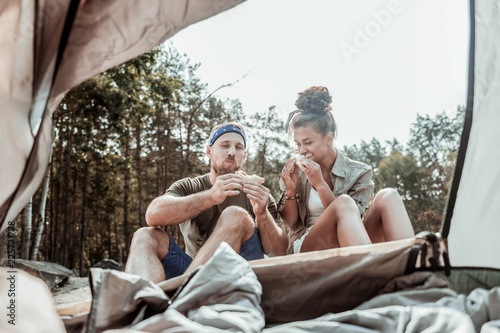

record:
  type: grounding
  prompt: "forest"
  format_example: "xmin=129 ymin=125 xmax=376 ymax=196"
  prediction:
xmin=5 ymin=45 xmax=465 ymax=276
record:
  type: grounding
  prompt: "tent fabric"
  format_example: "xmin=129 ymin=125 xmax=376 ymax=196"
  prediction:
xmin=84 ymin=242 xmax=500 ymax=333
xmin=2 ymin=0 xmax=500 ymax=331
xmin=446 ymin=0 xmax=500 ymax=269
xmin=157 ymin=234 xmax=449 ymax=324
xmin=86 ymin=268 xmax=171 ymax=332
xmin=264 ymin=284 xmax=500 ymax=333
xmin=0 ymin=267 xmax=66 ymax=333
xmin=437 ymin=269 xmax=500 ymax=296
xmin=0 ymin=0 xmax=71 ymax=231
xmin=0 ymin=0 xmax=245 ymax=232
xmin=251 ymin=236 xmax=438 ymax=323
xmin=86 ymin=242 xmax=265 ymax=333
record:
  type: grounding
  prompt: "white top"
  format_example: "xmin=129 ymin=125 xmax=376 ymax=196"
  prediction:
xmin=307 ymin=187 xmax=325 ymax=226
xmin=293 ymin=187 xmax=328 ymax=254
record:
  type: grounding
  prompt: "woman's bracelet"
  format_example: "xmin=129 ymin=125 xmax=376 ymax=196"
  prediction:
xmin=285 ymin=194 xmax=298 ymax=200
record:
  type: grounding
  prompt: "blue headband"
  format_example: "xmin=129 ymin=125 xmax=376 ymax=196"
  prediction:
xmin=209 ymin=125 xmax=246 ymax=147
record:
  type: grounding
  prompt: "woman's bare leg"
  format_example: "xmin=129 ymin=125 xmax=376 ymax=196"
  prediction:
xmin=363 ymin=188 xmax=415 ymax=243
xmin=300 ymin=195 xmax=371 ymax=252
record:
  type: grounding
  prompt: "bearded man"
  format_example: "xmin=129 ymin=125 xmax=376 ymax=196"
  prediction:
xmin=125 ymin=122 xmax=287 ymax=282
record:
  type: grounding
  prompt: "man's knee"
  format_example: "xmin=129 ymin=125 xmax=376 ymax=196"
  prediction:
xmin=130 ymin=227 xmax=169 ymax=259
xmin=216 ymin=206 xmax=255 ymax=238
xmin=131 ymin=226 xmax=168 ymax=243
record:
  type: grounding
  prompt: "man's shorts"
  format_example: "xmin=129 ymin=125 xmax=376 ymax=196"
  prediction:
xmin=161 ymin=228 xmax=264 ymax=280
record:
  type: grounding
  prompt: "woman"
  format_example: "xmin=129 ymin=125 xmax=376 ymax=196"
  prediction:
xmin=279 ymin=86 xmax=414 ymax=254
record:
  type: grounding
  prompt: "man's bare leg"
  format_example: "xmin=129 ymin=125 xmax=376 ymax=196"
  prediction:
xmin=125 ymin=227 xmax=170 ymax=283
xmin=184 ymin=206 xmax=255 ymax=275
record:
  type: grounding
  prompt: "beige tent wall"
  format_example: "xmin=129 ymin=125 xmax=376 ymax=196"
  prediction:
xmin=448 ymin=0 xmax=500 ymax=269
xmin=0 ymin=0 xmax=244 ymax=231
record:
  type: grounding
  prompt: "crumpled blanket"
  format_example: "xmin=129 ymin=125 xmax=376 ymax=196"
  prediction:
xmin=86 ymin=242 xmax=264 ymax=333
xmin=264 ymin=272 xmax=500 ymax=333
xmin=85 ymin=243 xmax=500 ymax=333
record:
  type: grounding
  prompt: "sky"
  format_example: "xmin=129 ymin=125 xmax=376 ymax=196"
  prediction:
xmin=168 ymin=0 xmax=469 ymax=149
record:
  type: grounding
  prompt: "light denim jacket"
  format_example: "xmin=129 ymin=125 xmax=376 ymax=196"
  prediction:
xmin=278 ymin=149 xmax=374 ymax=254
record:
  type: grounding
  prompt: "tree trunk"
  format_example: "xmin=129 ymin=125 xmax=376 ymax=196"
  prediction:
xmin=108 ymin=209 xmax=112 ymax=259
xmin=62 ymin=115 xmax=75 ymax=267
xmin=113 ymin=210 xmax=120 ymax=263
xmin=181 ymin=107 xmax=198 ymax=178
xmin=155 ymin=105 xmax=163 ymax=197
xmin=52 ymin=141 xmax=63 ymax=262
xmin=135 ymin=126 xmax=146 ymax=226
xmin=30 ymin=163 xmax=51 ymax=260
xmin=92 ymin=160 xmax=101 ymax=266
xmin=21 ymin=197 xmax=32 ymax=260
xmin=48 ymin=146 xmax=56 ymax=262
xmin=181 ymin=131 xmax=191 ymax=179
xmin=164 ymin=106 xmax=172 ymax=191
xmin=260 ymin=141 xmax=267 ymax=176
xmin=79 ymin=162 xmax=88 ymax=276
xmin=123 ymin=132 xmax=130 ymax=251
xmin=177 ymin=108 xmax=185 ymax=174
xmin=0 ymin=228 xmax=8 ymax=266
xmin=156 ymin=149 xmax=162 ymax=197
xmin=68 ymin=173 xmax=77 ymax=270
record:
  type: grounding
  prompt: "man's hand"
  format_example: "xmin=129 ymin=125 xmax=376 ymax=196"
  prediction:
xmin=210 ymin=174 xmax=245 ymax=205
xmin=242 ymin=182 xmax=270 ymax=216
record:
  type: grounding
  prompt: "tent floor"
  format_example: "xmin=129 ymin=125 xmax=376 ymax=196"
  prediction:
xmin=437 ymin=268 xmax=500 ymax=295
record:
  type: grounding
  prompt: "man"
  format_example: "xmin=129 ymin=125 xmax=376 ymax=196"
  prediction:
xmin=125 ymin=122 xmax=288 ymax=283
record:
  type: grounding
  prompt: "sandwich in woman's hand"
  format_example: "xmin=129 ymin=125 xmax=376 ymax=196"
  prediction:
xmin=236 ymin=170 xmax=265 ymax=184
xmin=294 ymin=153 xmax=313 ymax=167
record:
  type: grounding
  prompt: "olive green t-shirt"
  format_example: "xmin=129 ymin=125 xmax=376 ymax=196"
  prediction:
xmin=166 ymin=174 xmax=278 ymax=258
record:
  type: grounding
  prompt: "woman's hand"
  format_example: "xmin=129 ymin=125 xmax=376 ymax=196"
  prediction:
xmin=296 ymin=158 xmax=326 ymax=190
xmin=280 ymin=157 xmax=298 ymax=195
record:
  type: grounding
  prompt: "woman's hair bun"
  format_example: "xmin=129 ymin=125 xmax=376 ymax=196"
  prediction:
xmin=295 ymin=86 xmax=332 ymax=115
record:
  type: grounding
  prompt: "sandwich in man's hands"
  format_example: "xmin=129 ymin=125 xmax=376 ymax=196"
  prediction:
xmin=236 ymin=170 xmax=265 ymax=184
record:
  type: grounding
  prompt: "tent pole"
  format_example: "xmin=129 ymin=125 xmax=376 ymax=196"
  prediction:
xmin=441 ymin=0 xmax=475 ymax=239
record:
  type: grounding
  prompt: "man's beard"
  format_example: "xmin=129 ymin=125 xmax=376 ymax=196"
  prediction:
xmin=211 ymin=157 xmax=241 ymax=175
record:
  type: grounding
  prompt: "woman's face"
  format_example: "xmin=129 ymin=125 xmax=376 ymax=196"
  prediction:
xmin=293 ymin=125 xmax=333 ymax=161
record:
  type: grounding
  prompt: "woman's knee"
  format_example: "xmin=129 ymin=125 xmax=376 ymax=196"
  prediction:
xmin=319 ymin=195 xmax=359 ymax=223
xmin=330 ymin=194 xmax=359 ymax=212
xmin=373 ymin=188 xmax=401 ymax=207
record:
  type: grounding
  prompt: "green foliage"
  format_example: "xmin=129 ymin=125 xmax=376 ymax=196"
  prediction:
xmin=344 ymin=106 xmax=465 ymax=233
xmin=376 ymin=152 xmax=421 ymax=197
xmin=376 ymin=152 xmax=423 ymax=229
xmin=408 ymin=108 xmax=464 ymax=168
xmin=244 ymin=106 xmax=290 ymax=200
xmin=342 ymin=137 xmax=386 ymax=173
